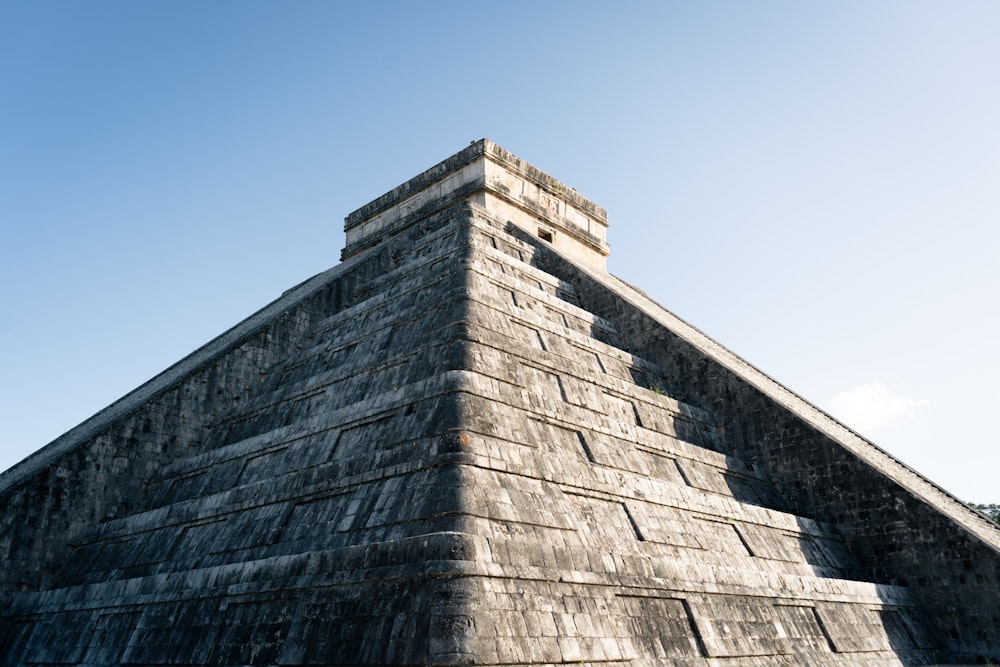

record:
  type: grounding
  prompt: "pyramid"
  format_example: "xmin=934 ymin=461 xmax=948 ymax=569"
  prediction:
xmin=1 ymin=140 xmax=998 ymax=666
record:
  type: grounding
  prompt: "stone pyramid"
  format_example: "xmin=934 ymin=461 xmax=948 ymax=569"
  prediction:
xmin=1 ymin=140 xmax=998 ymax=666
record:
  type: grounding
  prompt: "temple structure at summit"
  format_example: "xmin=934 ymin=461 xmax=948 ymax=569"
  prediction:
xmin=1 ymin=140 xmax=998 ymax=665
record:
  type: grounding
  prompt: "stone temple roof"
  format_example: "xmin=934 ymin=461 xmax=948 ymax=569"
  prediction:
xmin=1 ymin=141 xmax=998 ymax=665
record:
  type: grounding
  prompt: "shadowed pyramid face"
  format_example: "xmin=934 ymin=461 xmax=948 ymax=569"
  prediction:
xmin=1 ymin=142 xmax=997 ymax=665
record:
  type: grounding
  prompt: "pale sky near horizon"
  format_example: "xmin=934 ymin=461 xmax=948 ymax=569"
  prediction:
xmin=2 ymin=1 xmax=998 ymax=503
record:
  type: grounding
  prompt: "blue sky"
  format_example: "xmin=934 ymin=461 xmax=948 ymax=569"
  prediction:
xmin=2 ymin=1 xmax=998 ymax=502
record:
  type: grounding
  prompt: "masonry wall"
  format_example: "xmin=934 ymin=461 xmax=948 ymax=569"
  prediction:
xmin=532 ymin=240 xmax=1000 ymax=661
xmin=0 ymin=204 xmax=487 ymax=666
xmin=0 ymin=245 xmax=407 ymax=595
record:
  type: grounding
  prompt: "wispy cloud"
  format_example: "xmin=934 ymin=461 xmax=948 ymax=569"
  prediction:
xmin=829 ymin=382 xmax=929 ymax=433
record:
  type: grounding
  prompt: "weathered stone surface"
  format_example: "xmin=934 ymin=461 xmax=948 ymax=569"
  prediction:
xmin=1 ymin=140 xmax=997 ymax=665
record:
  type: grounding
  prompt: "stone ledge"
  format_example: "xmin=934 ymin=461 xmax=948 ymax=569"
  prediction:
xmin=345 ymin=139 xmax=606 ymax=231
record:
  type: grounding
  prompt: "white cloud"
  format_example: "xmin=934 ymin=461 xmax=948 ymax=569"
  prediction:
xmin=828 ymin=382 xmax=929 ymax=433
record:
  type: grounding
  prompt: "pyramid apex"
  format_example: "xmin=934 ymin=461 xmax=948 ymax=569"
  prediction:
xmin=343 ymin=140 xmax=610 ymax=270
